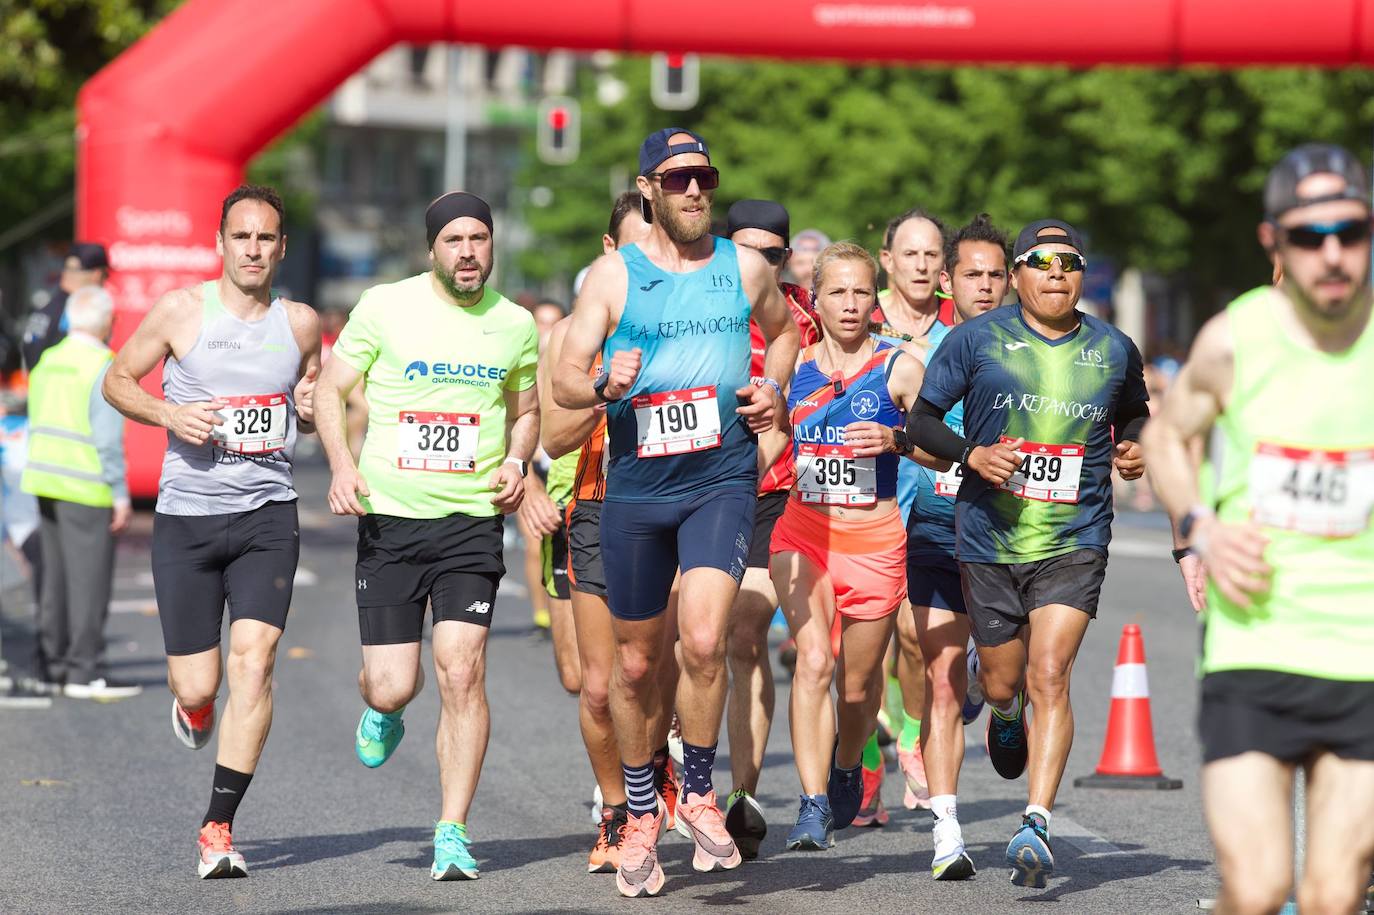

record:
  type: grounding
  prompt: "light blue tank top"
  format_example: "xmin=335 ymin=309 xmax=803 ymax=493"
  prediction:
xmin=908 ymin=321 xmax=961 ymax=558
xmin=603 ymin=237 xmax=755 ymax=502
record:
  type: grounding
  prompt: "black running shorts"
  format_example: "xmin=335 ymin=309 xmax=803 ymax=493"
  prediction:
xmin=747 ymin=490 xmax=789 ymax=569
xmin=541 ymin=513 xmax=571 ymax=601
xmin=961 ymin=548 xmax=1106 ymax=647
xmin=355 ymin=513 xmax=504 ymax=645
xmin=152 ymin=500 xmax=300 ymax=656
xmin=1200 ymin=669 xmax=1374 ymax=764
xmin=567 ymin=499 xmax=607 ymax=598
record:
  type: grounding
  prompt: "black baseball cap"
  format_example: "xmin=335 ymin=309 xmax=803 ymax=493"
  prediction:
xmin=638 ymin=127 xmax=710 ymax=176
xmin=726 ymin=199 xmax=790 ymax=244
xmin=65 ymin=242 xmax=108 ymax=271
xmin=1264 ymin=143 xmax=1370 ymax=221
xmin=1013 ymin=219 xmax=1086 ymax=262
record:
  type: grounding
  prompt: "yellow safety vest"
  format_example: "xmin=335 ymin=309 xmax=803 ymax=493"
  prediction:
xmin=21 ymin=336 xmax=115 ymax=507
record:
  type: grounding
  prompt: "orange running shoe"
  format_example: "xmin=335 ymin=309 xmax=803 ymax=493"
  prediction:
xmin=197 ymin=821 xmax=246 ymax=879
xmin=655 ymin=757 xmax=680 ymax=833
xmin=677 ymin=791 xmax=743 ymax=872
xmin=899 ymin=745 xmax=932 ymax=810
xmin=588 ymin=806 xmax=628 ymax=874
xmin=616 ymin=811 xmax=665 ymax=898
xmin=851 ymin=764 xmax=890 ymax=827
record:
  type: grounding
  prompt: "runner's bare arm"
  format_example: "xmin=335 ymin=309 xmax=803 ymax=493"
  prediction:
xmin=554 ymin=254 xmax=626 ymax=409
xmin=744 ymin=248 xmax=800 ymax=395
xmin=845 ymin=352 xmax=950 ymax=470
xmin=316 ymin=356 xmax=364 ymax=473
xmin=284 ymin=300 xmax=322 ymax=432
xmin=490 ymin=384 xmax=540 ymax=514
xmin=103 ymin=287 xmax=226 ymax=445
xmin=540 ymin=317 xmax=601 ymax=459
xmin=1141 ymin=312 xmax=1233 ymax=522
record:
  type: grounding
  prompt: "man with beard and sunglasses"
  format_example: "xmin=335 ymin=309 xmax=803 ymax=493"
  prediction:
xmin=555 ymin=129 xmax=800 ymax=898
xmin=720 ymin=199 xmax=822 ymax=859
xmin=315 ymin=191 xmax=540 ymax=882
xmin=1143 ymin=144 xmax=1374 ymax=915
xmin=908 ymin=218 xmax=1149 ymax=890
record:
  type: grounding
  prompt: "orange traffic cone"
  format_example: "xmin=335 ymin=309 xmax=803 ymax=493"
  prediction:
xmin=1074 ymin=624 xmax=1182 ymax=790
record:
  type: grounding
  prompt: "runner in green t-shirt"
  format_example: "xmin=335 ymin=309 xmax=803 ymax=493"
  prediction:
xmin=1144 ymin=144 xmax=1374 ymax=915
xmin=315 ymin=192 xmax=539 ymax=882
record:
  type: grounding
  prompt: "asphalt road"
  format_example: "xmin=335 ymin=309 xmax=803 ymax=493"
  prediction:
xmin=2 ymin=465 xmax=1221 ymax=914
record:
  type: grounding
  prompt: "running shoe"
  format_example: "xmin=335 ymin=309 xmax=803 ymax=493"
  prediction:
xmin=785 ymin=794 xmax=834 ymax=850
xmin=677 ymin=790 xmax=743 ymax=872
xmin=588 ymin=805 xmax=628 ymax=874
xmin=64 ymin=677 xmax=142 ymax=700
xmin=173 ymin=698 xmax=216 ymax=750
xmin=931 ymin=815 xmax=976 ymax=881
xmin=197 ymin=821 xmax=247 ymax=879
xmin=432 ymin=821 xmax=479 ymax=880
xmin=986 ymin=693 xmax=1028 ymax=780
xmin=899 ymin=744 xmax=932 ymax=810
xmin=655 ymin=755 xmax=681 ymax=834
xmin=962 ymin=644 xmax=985 ymax=725
xmin=827 ymin=757 xmax=864 ymax=830
xmin=616 ymin=810 xmax=665 ymax=898
xmin=851 ymin=763 xmax=889 ymax=827
xmin=355 ymin=706 xmax=405 ymax=768
xmin=724 ymin=788 xmax=768 ymax=859
xmin=1006 ymin=812 xmax=1053 ymax=888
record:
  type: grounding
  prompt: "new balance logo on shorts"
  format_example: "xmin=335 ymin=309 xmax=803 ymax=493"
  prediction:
xmin=464 ymin=601 xmax=491 ymax=615
xmin=357 ymin=579 xmax=367 ymax=590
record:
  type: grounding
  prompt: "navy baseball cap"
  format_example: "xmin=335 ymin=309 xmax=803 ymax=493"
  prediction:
xmin=1264 ymin=143 xmax=1370 ymax=221
xmin=65 ymin=242 xmax=108 ymax=271
xmin=638 ymin=128 xmax=710 ymax=176
xmin=1013 ymin=219 xmax=1086 ymax=262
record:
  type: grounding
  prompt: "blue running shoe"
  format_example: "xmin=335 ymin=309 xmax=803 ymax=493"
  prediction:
xmin=1006 ymin=813 xmax=1053 ymax=888
xmin=432 ymin=821 xmax=479 ymax=880
xmin=785 ymin=794 xmax=834 ymax=850
xmin=985 ymin=693 xmax=1027 ymax=779
xmin=962 ymin=644 xmax=985 ymax=726
xmin=827 ymin=756 xmax=864 ymax=830
xmin=355 ymin=707 xmax=405 ymax=768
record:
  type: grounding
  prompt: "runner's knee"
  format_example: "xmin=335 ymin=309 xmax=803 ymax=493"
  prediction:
xmin=1026 ymin=657 xmax=1072 ymax=703
xmin=1297 ymin=873 xmax=1365 ymax=915
xmin=678 ymin=629 xmax=725 ymax=674
xmin=792 ymin=641 xmax=834 ymax=693
xmin=1220 ymin=873 xmax=1291 ymax=915
xmin=615 ymin=642 xmax=657 ymax=690
xmin=168 ymin=670 xmax=218 ymax=712
xmin=225 ymin=643 xmax=275 ymax=698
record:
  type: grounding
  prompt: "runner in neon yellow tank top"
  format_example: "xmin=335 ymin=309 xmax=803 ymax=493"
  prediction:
xmin=1144 ymin=144 xmax=1374 ymax=915
xmin=315 ymin=192 xmax=539 ymax=882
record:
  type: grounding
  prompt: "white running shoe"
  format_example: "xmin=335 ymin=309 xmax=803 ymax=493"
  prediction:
xmin=63 ymin=678 xmax=143 ymax=700
xmin=931 ymin=815 xmax=976 ymax=880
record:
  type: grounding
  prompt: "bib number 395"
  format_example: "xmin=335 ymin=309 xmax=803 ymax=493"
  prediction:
xmin=633 ymin=386 xmax=722 ymax=458
xmin=212 ymin=394 xmax=288 ymax=454
xmin=1249 ymin=442 xmax=1374 ymax=537
xmin=999 ymin=438 xmax=1084 ymax=503
xmin=797 ymin=443 xmax=877 ymax=505
xmin=396 ymin=411 xmax=479 ymax=473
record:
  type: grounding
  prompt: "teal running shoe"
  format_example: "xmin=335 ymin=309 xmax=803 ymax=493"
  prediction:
xmin=432 ymin=821 xmax=479 ymax=880
xmin=355 ymin=707 xmax=405 ymax=768
xmin=1006 ymin=812 xmax=1054 ymax=888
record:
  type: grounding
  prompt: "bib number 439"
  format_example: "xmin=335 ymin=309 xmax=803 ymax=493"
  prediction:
xmin=999 ymin=438 xmax=1084 ymax=504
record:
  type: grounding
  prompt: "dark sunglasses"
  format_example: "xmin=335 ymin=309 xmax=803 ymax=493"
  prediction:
xmin=742 ymin=244 xmax=791 ymax=266
xmin=648 ymin=166 xmax=720 ymax=193
xmin=1280 ymin=219 xmax=1373 ymax=250
xmin=1014 ymin=250 xmax=1087 ymax=273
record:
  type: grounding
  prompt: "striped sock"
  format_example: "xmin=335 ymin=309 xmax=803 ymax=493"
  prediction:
xmin=623 ymin=762 xmax=657 ymax=818
xmin=681 ymin=741 xmax=717 ymax=799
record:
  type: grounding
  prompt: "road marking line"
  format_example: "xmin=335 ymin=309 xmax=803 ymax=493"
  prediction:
xmin=1110 ymin=538 xmax=1170 ymax=559
xmin=1052 ymin=814 xmax=1122 ymax=858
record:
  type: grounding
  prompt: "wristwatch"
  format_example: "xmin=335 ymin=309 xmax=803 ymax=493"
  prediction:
xmin=592 ymin=371 xmax=617 ymax=403
xmin=1179 ymin=505 xmax=1213 ymax=542
xmin=891 ymin=426 xmax=915 ymax=455
xmin=504 ymin=458 xmax=529 ymax=477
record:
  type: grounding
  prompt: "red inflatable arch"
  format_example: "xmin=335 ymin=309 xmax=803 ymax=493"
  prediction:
xmin=77 ymin=0 xmax=1374 ymax=496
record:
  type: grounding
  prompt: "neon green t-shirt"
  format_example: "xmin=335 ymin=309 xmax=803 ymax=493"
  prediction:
xmin=545 ymin=450 xmax=579 ymax=507
xmin=332 ymin=275 xmax=538 ymax=519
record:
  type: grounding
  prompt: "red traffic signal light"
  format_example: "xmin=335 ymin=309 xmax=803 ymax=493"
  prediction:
xmin=651 ymin=52 xmax=699 ymax=110
xmin=536 ymin=97 xmax=580 ymax=165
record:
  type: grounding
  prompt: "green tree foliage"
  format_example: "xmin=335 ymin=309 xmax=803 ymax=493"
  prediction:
xmin=519 ymin=58 xmax=1374 ymax=309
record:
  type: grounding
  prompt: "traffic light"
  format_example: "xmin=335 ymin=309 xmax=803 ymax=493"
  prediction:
xmin=650 ymin=52 xmax=699 ymax=110
xmin=536 ymin=96 xmax=580 ymax=165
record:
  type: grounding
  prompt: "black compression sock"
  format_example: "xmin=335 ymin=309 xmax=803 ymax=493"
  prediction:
xmin=202 ymin=765 xmax=253 ymax=828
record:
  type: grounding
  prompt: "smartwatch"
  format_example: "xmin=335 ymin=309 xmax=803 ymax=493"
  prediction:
xmin=593 ymin=371 xmax=618 ymax=403
xmin=891 ymin=427 xmax=915 ymax=456
xmin=504 ymin=458 xmax=529 ymax=478
xmin=1179 ymin=505 xmax=1213 ymax=542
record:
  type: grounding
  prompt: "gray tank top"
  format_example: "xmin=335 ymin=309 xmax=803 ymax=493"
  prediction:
xmin=156 ymin=281 xmax=301 ymax=515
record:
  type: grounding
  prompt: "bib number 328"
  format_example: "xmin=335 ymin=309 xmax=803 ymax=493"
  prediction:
xmin=212 ymin=394 xmax=287 ymax=454
xmin=633 ymin=386 xmax=721 ymax=458
xmin=999 ymin=437 xmax=1084 ymax=504
xmin=396 ymin=411 xmax=479 ymax=473
xmin=1249 ymin=442 xmax=1374 ymax=537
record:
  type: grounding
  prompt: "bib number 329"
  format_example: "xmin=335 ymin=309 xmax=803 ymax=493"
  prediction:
xmin=797 ymin=443 xmax=877 ymax=505
xmin=633 ymin=386 xmax=722 ymax=458
xmin=212 ymin=394 xmax=287 ymax=454
xmin=999 ymin=437 xmax=1084 ymax=504
xmin=396 ymin=411 xmax=479 ymax=473
xmin=1249 ymin=442 xmax=1374 ymax=537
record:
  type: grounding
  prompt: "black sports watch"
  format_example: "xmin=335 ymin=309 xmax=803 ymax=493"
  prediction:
xmin=891 ymin=426 xmax=915 ymax=456
xmin=1179 ymin=505 xmax=1212 ymax=542
xmin=592 ymin=371 xmax=618 ymax=403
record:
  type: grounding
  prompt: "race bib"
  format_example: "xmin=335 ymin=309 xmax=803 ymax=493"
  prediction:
xmin=797 ymin=443 xmax=877 ymax=506
xmin=935 ymin=462 xmax=964 ymax=498
xmin=1000 ymin=438 xmax=1084 ymax=504
xmin=396 ymin=411 xmax=479 ymax=473
xmin=633 ymin=386 xmax=721 ymax=458
xmin=212 ymin=394 xmax=287 ymax=454
xmin=1249 ymin=442 xmax=1374 ymax=537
